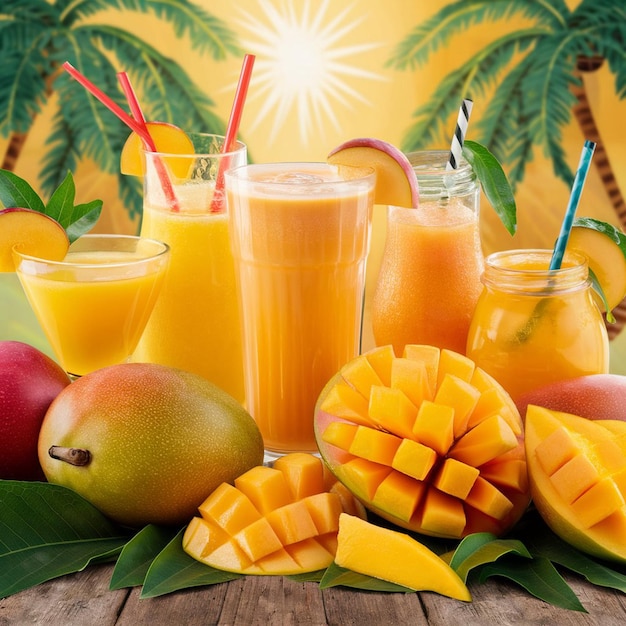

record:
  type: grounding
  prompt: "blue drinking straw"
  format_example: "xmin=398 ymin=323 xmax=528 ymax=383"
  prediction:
xmin=549 ymin=140 xmax=597 ymax=270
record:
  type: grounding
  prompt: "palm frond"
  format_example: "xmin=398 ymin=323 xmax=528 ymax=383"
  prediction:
xmin=83 ymin=25 xmax=226 ymax=133
xmin=58 ymin=0 xmax=240 ymax=58
xmin=387 ymin=0 xmax=569 ymax=70
xmin=39 ymin=110 xmax=81 ymax=196
xmin=0 ymin=51 xmax=48 ymax=136
xmin=117 ymin=169 xmax=143 ymax=223
xmin=522 ymin=35 xmax=580 ymax=184
xmin=400 ymin=32 xmax=538 ymax=153
xmin=1 ymin=0 xmax=58 ymax=20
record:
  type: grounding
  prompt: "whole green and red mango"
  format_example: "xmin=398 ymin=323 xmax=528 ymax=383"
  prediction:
xmin=38 ymin=362 xmax=264 ymax=527
xmin=516 ymin=374 xmax=626 ymax=422
xmin=0 ymin=341 xmax=70 ymax=480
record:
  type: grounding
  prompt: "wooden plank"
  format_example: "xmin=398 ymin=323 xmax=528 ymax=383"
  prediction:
xmin=219 ymin=576 xmax=328 ymax=625
xmin=420 ymin=574 xmax=626 ymax=626
xmin=115 ymin=581 xmax=230 ymax=625
xmin=321 ymin=586 xmax=429 ymax=625
xmin=0 ymin=564 xmax=127 ymax=625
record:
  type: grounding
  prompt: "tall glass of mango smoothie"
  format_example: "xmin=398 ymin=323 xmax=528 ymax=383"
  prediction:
xmin=14 ymin=234 xmax=169 ymax=378
xmin=133 ymin=134 xmax=247 ymax=402
xmin=466 ymin=249 xmax=609 ymax=401
xmin=370 ymin=151 xmax=484 ymax=355
xmin=225 ymin=163 xmax=375 ymax=456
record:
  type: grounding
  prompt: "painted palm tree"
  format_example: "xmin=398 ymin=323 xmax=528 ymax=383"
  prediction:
xmin=388 ymin=0 xmax=626 ymax=337
xmin=0 ymin=0 xmax=241 ymax=220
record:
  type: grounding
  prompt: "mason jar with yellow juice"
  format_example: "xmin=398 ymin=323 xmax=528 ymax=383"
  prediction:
xmin=466 ymin=249 xmax=609 ymax=401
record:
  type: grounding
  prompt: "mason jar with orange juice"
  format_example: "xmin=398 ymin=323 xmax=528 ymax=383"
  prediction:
xmin=466 ymin=248 xmax=609 ymax=401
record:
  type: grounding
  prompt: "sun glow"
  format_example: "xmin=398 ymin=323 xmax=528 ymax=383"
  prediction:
xmin=233 ymin=0 xmax=386 ymax=146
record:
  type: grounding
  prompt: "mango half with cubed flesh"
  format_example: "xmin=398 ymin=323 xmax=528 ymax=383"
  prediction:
xmin=182 ymin=453 xmax=365 ymax=575
xmin=314 ymin=345 xmax=531 ymax=539
xmin=525 ymin=405 xmax=626 ymax=564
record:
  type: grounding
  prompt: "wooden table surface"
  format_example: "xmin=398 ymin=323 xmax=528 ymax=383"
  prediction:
xmin=2 ymin=562 xmax=626 ymax=626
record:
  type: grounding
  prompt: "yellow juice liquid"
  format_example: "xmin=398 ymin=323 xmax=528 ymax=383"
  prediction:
xmin=135 ymin=197 xmax=244 ymax=402
xmin=371 ymin=201 xmax=484 ymax=355
xmin=466 ymin=251 xmax=609 ymax=400
xmin=228 ymin=167 xmax=373 ymax=453
xmin=17 ymin=250 xmax=166 ymax=376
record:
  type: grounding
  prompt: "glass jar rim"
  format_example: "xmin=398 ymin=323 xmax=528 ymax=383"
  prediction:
xmin=482 ymin=248 xmax=590 ymax=294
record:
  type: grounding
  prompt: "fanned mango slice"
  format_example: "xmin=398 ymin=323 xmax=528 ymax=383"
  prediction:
xmin=315 ymin=345 xmax=530 ymax=539
xmin=525 ymin=405 xmax=626 ymax=564
xmin=335 ymin=513 xmax=471 ymax=601
xmin=183 ymin=453 xmax=365 ymax=574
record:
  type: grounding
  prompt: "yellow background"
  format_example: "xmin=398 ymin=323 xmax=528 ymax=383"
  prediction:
xmin=3 ymin=0 xmax=626 ymax=371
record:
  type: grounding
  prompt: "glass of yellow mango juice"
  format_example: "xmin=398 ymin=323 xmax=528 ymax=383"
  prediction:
xmin=134 ymin=134 xmax=247 ymax=403
xmin=225 ymin=163 xmax=375 ymax=456
xmin=13 ymin=234 xmax=169 ymax=378
xmin=466 ymin=248 xmax=609 ymax=401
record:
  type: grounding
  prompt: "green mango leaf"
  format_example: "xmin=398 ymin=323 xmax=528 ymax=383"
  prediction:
xmin=524 ymin=524 xmax=626 ymax=593
xmin=140 ymin=528 xmax=241 ymax=598
xmin=588 ymin=267 xmax=616 ymax=323
xmin=286 ymin=569 xmax=326 ymax=583
xmin=0 ymin=169 xmax=45 ymax=212
xmin=0 ymin=480 xmax=132 ymax=598
xmin=65 ymin=202 xmax=105 ymax=243
xmin=0 ymin=168 xmax=102 ymax=242
xmin=478 ymin=555 xmax=587 ymax=612
xmin=462 ymin=140 xmax=517 ymax=236
xmin=319 ymin=562 xmax=414 ymax=592
xmin=446 ymin=532 xmax=531 ymax=583
xmin=110 ymin=524 xmax=180 ymax=590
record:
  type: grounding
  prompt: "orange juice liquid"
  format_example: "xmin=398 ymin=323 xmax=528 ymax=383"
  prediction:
xmin=227 ymin=164 xmax=374 ymax=453
xmin=466 ymin=250 xmax=609 ymax=400
xmin=17 ymin=250 xmax=166 ymax=376
xmin=371 ymin=200 xmax=484 ymax=355
xmin=135 ymin=195 xmax=244 ymax=402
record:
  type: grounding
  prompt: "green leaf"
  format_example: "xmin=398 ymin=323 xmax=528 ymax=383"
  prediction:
xmin=589 ymin=267 xmax=616 ymax=324
xmin=478 ymin=555 xmax=587 ymax=612
xmin=140 ymin=528 xmax=241 ymax=598
xmin=0 ymin=168 xmax=102 ymax=242
xmin=0 ymin=169 xmax=45 ymax=212
xmin=45 ymin=171 xmax=76 ymax=227
xmin=446 ymin=532 xmax=531 ymax=582
xmin=318 ymin=562 xmax=414 ymax=592
xmin=523 ymin=523 xmax=626 ymax=593
xmin=0 ymin=480 xmax=132 ymax=598
xmin=110 ymin=524 xmax=180 ymax=590
xmin=65 ymin=202 xmax=103 ymax=243
xmin=462 ymin=140 xmax=517 ymax=236
xmin=286 ymin=569 xmax=326 ymax=583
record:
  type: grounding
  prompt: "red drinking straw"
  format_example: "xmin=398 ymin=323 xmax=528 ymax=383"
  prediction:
xmin=209 ymin=54 xmax=256 ymax=213
xmin=63 ymin=62 xmax=150 ymax=144
xmin=117 ymin=71 xmax=181 ymax=211
xmin=63 ymin=62 xmax=181 ymax=211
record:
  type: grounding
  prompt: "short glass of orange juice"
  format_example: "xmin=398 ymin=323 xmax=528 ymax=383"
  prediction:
xmin=225 ymin=162 xmax=375 ymax=457
xmin=134 ymin=134 xmax=247 ymax=403
xmin=14 ymin=234 xmax=169 ymax=378
xmin=466 ymin=248 xmax=609 ymax=401
xmin=370 ymin=150 xmax=484 ymax=355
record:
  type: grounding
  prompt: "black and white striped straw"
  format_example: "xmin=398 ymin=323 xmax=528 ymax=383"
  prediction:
xmin=446 ymin=98 xmax=473 ymax=170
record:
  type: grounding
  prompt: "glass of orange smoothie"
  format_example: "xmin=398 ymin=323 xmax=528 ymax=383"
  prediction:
xmin=133 ymin=134 xmax=247 ymax=402
xmin=14 ymin=234 xmax=169 ymax=378
xmin=370 ymin=151 xmax=484 ymax=355
xmin=466 ymin=249 xmax=609 ymax=401
xmin=225 ymin=163 xmax=375 ymax=456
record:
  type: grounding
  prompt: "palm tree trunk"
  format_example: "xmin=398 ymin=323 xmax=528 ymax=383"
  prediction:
xmin=571 ymin=57 xmax=626 ymax=340
xmin=2 ymin=132 xmax=28 ymax=172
